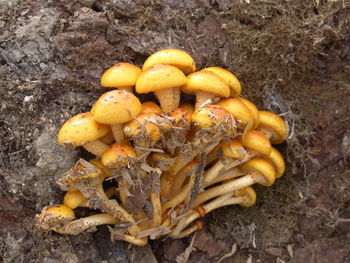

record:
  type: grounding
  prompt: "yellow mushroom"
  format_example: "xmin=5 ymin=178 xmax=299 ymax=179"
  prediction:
xmin=203 ymin=67 xmax=241 ymax=97
xmin=101 ymin=143 xmax=137 ymax=169
xmin=257 ymin=111 xmax=288 ymax=144
xmin=140 ymin=101 xmax=162 ymax=114
xmin=101 ymin=62 xmax=142 ymax=93
xmin=142 ymin=48 xmax=196 ymax=75
xmin=182 ymin=70 xmax=230 ymax=108
xmin=58 ymin=112 xmax=109 ymax=157
xmin=136 ymin=64 xmax=187 ymax=113
xmin=91 ymin=90 xmax=142 ymax=143
xmin=237 ymin=97 xmax=260 ymax=129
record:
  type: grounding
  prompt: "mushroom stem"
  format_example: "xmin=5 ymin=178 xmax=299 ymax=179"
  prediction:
xmin=202 ymin=159 xmax=240 ymax=187
xmin=154 ymin=87 xmax=181 ymax=113
xmin=192 ymin=172 xmax=265 ymax=208
xmin=118 ymin=180 xmax=128 ymax=207
xmin=118 ymin=86 xmax=133 ymax=93
xmin=195 ymin=91 xmax=217 ymax=108
xmin=171 ymin=221 xmax=203 ymax=239
xmin=83 ymin=140 xmax=109 ymax=157
xmin=111 ymin=124 xmax=126 ymax=143
xmin=55 ymin=214 xmax=120 ymax=235
xmin=203 ymin=167 xmax=244 ymax=188
xmin=111 ymin=231 xmax=148 ymax=246
xmin=150 ymin=192 xmax=162 ymax=226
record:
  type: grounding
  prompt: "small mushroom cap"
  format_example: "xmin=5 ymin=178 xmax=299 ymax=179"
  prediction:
xmin=237 ymin=130 xmax=272 ymax=156
xmin=101 ymin=143 xmax=136 ymax=169
xmin=64 ymin=190 xmax=86 ymax=209
xmin=89 ymin=158 xmax=112 ymax=177
xmin=264 ymin=147 xmax=285 ymax=179
xmin=141 ymin=101 xmax=162 ymax=114
xmin=258 ymin=111 xmax=288 ymax=144
xmin=239 ymin=186 xmax=257 ymax=207
xmin=136 ymin=64 xmax=187 ymax=93
xmin=237 ymin=97 xmax=260 ymax=129
xmin=142 ymin=49 xmax=196 ymax=74
xmin=58 ymin=112 xmax=109 ymax=147
xmin=41 ymin=205 xmax=75 ymax=220
xmin=204 ymin=67 xmax=241 ymax=97
xmin=169 ymin=107 xmax=192 ymax=127
xmin=182 ymin=70 xmax=230 ymax=98
xmin=179 ymin=103 xmax=195 ymax=113
xmin=91 ymin=90 xmax=142 ymax=125
xmin=241 ymin=158 xmax=275 ymax=186
xmin=123 ymin=113 xmax=162 ymax=142
xmin=101 ymin=63 xmax=142 ymax=88
xmin=191 ymin=105 xmax=232 ymax=129
xmin=216 ymin=98 xmax=254 ymax=130
xmin=221 ymin=139 xmax=246 ymax=159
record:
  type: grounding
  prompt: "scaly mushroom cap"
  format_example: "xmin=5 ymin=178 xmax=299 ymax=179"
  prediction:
xmin=141 ymin=101 xmax=162 ymax=114
xmin=64 ymin=190 xmax=86 ymax=209
xmin=237 ymin=97 xmax=260 ymax=129
xmin=221 ymin=139 xmax=246 ymax=159
xmin=136 ymin=64 xmax=187 ymax=93
xmin=204 ymin=67 xmax=241 ymax=97
xmin=101 ymin=143 xmax=136 ymax=169
xmin=240 ymin=158 xmax=275 ymax=186
xmin=182 ymin=70 xmax=230 ymax=98
xmin=258 ymin=111 xmax=288 ymax=144
xmin=264 ymin=147 xmax=285 ymax=179
xmin=216 ymin=98 xmax=254 ymax=131
xmin=101 ymin=63 xmax=141 ymax=88
xmin=89 ymin=158 xmax=112 ymax=177
xmin=191 ymin=105 xmax=232 ymax=129
xmin=37 ymin=205 xmax=75 ymax=222
xmin=123 ymin=113 xmax=162 ymax=142
xmin=237 ymin=130 xmax=272 ymax=156
xmin=142 ymin=49 xmax=196 ymax=74
xmin=58 ymin=112 xmax=109 ymax=148
xmin=238 ymin=186 xmax=257 ymax=207
xmin=169 ymin=107 xmax=192 ymax=127
xmin=91 ymin=90 xmax=142 ymax=125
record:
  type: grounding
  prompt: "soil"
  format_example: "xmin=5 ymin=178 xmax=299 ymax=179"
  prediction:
xmin=1 ymin=0 xmax=349 ymax=262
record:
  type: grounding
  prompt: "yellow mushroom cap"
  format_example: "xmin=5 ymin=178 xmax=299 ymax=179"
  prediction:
xmin=216 ymin=98 xmax=254 ymax=131
xmin=136 ymin=64 xmax=187 ymax=93
xmin=91 ymin=90 xmax=142 ymax=125
xmin=237 ymin=97 xmax=260 ymax=129
xmin=241 ymin=158 xmax=276 ymax=187
xmin=64 ymin=190 xmax=86 ymax=209
xmin=101 ymin=63 xmax=141 ymax=88
xmin=182 ymin=70 xmax=230 ymax=98
xmin=101 ymin=143 xmax=136 ymax=168
xmin=89 ymin=158 xmax=112 ymax=177
xmin=191 ymin=105 xmax=232 ymax=129
xmin=239 ymin=186 xmax=257 ymax=207
xmin=221 ymin=139 xmax=246 ymax=159
xmin=141 ymin=101 xmax=162 ymax=114
xmin=58 ymin=112 xmax=109 ymax=147
xmin=123 ymin=114 xmax=162 ymax=142
xmin=238 ymin=130 xmax=272 ymax=156
xmin=169 ymin=107 xmax=192 ymax=127
xmin=179 ymin=103 xmax=195 ymax=113
xmin=142 ymin=49 xmax=196 ymax=74
xmin=258 ymin=111 xmax=288 ymax=144
xmin=264 ymin=147 xmax=285 ymax=179
xmin=42 ymin=205 xmax=75 ymax=220
xmin=204 ymin=67 xmax=241 ymax=97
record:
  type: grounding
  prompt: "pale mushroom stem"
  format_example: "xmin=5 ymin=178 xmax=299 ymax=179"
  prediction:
xmin=56 ymin=214 xmax=120 ymax=235
xmin=203 ymin=167 xmax=244 ymax=188
xmin=192 ymin=172 xmax=263 ymax=208
xmin=118 ymin=86 xmax=133 ymax=93
xmin=195 ymin=91 xmax=217 ymax=108
xmin=150 ymin=192 xmax=162 ymax=226
xmin=162 ymin=172 xmax=195 ymax=214
xmin=83 ymin=140 xmax=109 ymax=157
xmin=160 ymin=172 xmax=176 ymax=198
xmin=118 ymin=180 xmax=128 ymax=207
xmin=171 ymin=223 xmax=201 ymax=239
xmin=111 ymin=124 xmax=126 ymax=143
xmin=154 ymin=87 xmax=181 ymax=113
xmin=111 ymin=231 xmax=148 ymax=246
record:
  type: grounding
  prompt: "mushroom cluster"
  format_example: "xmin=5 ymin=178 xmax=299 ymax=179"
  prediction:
xmin=35 ymin=49 xmax=288 ymax=246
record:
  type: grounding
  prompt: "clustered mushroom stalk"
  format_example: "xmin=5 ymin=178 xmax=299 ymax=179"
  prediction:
xmin=36 ymin=48 xmax=289 ymax=246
